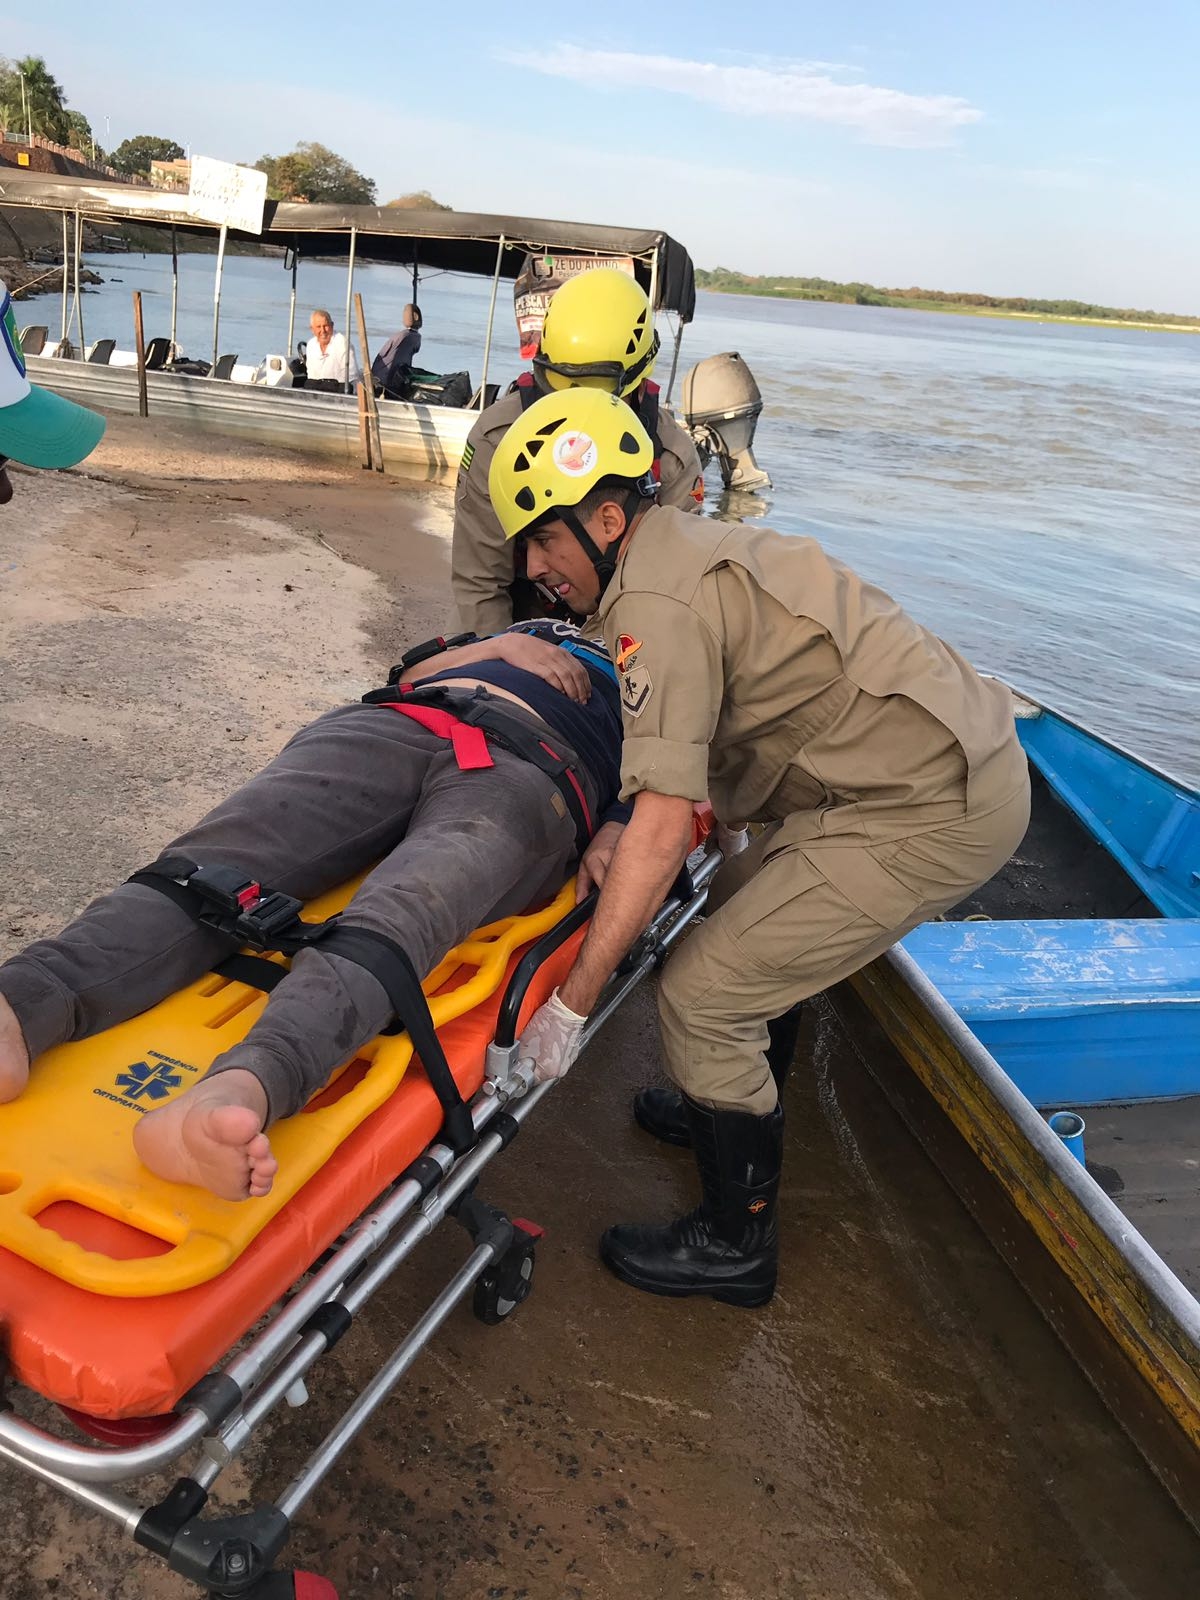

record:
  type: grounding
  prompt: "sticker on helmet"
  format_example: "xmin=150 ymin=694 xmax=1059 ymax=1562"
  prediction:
xmin=553 ymin=430 xmax=597 ymax=477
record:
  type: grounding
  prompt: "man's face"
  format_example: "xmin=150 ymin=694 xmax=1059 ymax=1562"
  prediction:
xmin=523 ymin=507 xmax=620 ymax=615
xmin=310 ymin=314 xmax=333 ymax=346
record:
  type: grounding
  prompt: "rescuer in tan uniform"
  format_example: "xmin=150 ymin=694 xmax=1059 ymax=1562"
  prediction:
xmin=451 ymin=269 xmax=703 ymax=635
xmin=488 ymin=388 xmax=1031 ymax=1310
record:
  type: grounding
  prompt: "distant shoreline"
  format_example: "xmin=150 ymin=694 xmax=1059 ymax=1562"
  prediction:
xmin=699 ymin=285 xmax=1200 ymax=334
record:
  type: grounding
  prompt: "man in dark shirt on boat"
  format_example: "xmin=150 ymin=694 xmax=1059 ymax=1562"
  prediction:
xmin=372 ymin=303 xmax=423 ymax=398
xmin=0 ymin=624 xmax=628 ymax=1203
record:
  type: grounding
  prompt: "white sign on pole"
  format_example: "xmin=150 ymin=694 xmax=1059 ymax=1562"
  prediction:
xmin=187 ymin=155 xmax=268 ymax=235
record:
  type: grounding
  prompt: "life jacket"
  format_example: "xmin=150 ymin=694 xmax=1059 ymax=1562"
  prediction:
xmin=512 ymin=372 xmax=665 ymax=485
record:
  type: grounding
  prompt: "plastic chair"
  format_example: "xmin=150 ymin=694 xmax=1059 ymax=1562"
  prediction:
xmin=143 ymin=337 xmax=171 ymax=372
xmin=210 ymin=354 xmax=239 ymax=381
xmin=18 ymin=325 xmax=48 ymax=356
xmin=87 ymin=339 xmax=116 ymax=365
xmin=468 ymin=382 xmax=500 ymax=411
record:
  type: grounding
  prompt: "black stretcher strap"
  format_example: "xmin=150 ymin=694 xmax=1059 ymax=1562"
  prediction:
xmin=128 ymin=859 xmax=477 ymax=1154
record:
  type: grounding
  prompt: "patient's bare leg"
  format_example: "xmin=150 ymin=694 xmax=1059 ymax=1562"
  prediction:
xmin=132 ymin=1068 xmax=276 ymax=1201
xmin=0 ymin=994 xmax=30 ymax=1103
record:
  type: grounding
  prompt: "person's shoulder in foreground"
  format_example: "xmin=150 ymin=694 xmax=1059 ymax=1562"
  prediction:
xmin=0 ymin=280 xmax=105 ymax=501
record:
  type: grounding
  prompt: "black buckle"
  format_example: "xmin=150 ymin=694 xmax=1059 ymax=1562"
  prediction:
xmin=185 ymin=865 xmax=307 ymax=949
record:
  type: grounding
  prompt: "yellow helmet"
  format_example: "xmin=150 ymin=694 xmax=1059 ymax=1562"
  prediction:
xmin=489 ymin=386 xmax=655 ymax=542
xmin=534 ymin=268 xmax=660 ymax=398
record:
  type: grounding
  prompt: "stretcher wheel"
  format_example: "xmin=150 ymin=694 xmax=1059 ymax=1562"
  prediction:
xmin=472 ymin=1224 xmax=540 ymax=1325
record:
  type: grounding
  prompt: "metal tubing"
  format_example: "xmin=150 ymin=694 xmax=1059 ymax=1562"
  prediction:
xmin=72 ymin=210 xmax=84 ymax=354
xmin=342 ymin=226 xmax=357 ymax=394
xmin=0 ymin=1440 xmax=143 ymax=1533
xmin=59 ymin=211 xmax=69 ymax=343
xmin=478 ymin=234 xmax=506 ymax=408
xmin=665 ymin=322 xmax=685 ymax=404
xmin=286 ymin=248 xmax=298 ymax=357
xmin=276 ymin=1243 xmax=497 ymax=1520
xmin=0 ymin=1402 xmax=208 ymax=1486
xmin=169 ymin=226 xmax=178 ymax=355
xmin=211 ymin=221 xmax=228 ymax=368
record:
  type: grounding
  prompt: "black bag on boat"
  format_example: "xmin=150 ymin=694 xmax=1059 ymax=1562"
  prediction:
xmin=399 ymin=368 xmax=473 ymax=409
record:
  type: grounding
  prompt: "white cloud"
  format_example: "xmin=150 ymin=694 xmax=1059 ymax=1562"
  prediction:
xmin=501 ymin=45 xmax=983 ymax=149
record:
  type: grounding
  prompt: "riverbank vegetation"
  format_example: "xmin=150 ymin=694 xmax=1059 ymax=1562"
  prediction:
xmin=695 ymin=268 xmax=1199 ymax=329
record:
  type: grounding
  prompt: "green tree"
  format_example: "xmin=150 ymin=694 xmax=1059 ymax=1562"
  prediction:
xmin=0 ymin=55 xmax=69 ymax=141
xmin=385 ymin=189 xmax=452 ymax=211
xmin=255 ymin=142 xmax=376 ymax=205
xmin=63 ymin=109 xmax=100 ymax=160
xmin=109 ymin=134 xmax=185 ymax=176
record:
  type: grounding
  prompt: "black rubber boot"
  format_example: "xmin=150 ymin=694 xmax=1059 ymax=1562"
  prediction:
xmin=632 ymin=1003 xmax=804 ymax=1148
xmin=601 ymin=1095 xmax=784 ymax=1307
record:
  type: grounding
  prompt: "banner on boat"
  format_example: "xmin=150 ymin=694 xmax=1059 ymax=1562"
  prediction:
xmin=186 ymin=156 xmax=268 ymax=236
xmin=513 ymin=253 xmax=635 ymax=359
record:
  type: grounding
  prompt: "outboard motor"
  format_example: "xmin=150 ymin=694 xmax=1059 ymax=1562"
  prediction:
xmin=680 ymin=352 xmax=771 ymax=491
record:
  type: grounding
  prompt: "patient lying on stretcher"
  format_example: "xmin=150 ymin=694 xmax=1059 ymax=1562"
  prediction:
xmin=0 ymin=623 xmax=627 ymax=1201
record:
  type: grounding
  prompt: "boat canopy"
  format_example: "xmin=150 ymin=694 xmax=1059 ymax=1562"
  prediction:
xmin=0 ymin=173 xmax=696 ymax=321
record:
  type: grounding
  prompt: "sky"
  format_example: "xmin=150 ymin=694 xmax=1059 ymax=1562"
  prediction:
xmin=4 ymin=1 xmax=1198 ymax=309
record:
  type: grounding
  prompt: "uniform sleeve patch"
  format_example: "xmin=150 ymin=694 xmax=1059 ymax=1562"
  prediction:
xmin=615 ymin=633 xmax=643 ymax=673
xmin=460 ymin=441 xmax=475 ymax=473
xmin=620 ymin=663 xmax=653 ymax=718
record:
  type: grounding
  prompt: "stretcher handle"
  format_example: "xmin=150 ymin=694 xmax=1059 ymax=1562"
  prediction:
xmin=494 ymin=891 xmax=598 ymax=1049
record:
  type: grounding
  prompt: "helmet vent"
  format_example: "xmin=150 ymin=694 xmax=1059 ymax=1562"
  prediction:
xmin=626 ymin=337 xmax=638 ymax=355
xmin=537 ymin=418 xmax=566 ymax=436
xmin=515 ymin=487 xmax=537 ymax=513
xmin=527 ymin=438 xmax=545 ymax=457
xmin=618 ymin=431 xmax=642 ymax=455
xmin=635 ymin=310 xmax=647 ymax=327
xmin=513 ymin=451 xmax=531 ymax=473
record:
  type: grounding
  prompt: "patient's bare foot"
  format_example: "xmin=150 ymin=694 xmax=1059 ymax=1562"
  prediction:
xmin=133 ymin=1069 xmax=277 ymax=1201
xmin=0 ymin=995 xmax=31 ymax=1103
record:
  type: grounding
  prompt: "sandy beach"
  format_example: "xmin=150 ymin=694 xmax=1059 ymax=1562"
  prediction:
xmin=1 ymin=419 xmax=1196 ymax=1600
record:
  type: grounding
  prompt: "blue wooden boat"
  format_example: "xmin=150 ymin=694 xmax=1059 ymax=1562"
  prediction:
xmin=830 ymin=685 xmax=1200 ymax=1527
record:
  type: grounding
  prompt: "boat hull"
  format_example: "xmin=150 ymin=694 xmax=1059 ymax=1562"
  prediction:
xmin=28 ymin=356 xmax=474 ymax=483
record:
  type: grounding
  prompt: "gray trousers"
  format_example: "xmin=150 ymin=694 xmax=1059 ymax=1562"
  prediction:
xmin=0 ymin=702 xmax=584 ymax=1122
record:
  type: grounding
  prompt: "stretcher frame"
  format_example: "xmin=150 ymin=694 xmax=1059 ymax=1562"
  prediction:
xmin=0 ymin=851 xmax=718 ymax=1599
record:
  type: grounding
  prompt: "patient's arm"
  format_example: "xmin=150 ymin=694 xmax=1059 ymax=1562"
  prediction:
xmin=399 ymin=633 xmax=592 ymax=702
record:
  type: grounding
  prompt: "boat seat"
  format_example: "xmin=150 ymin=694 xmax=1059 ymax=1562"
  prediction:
xmin=18 ymin=324 xmax=47 ymax=356
xmin=901 ymin=918 xmax=1200 ymax=1108
xmin=144 ymin=336 xmax=171 ymax=372
xmin=210 ymin=353 xmax=239 ymax=381
xmin=87 ymin=338 xmax=116 ymax=365
xmin=468 ymin=382 xmax=500 ymax=410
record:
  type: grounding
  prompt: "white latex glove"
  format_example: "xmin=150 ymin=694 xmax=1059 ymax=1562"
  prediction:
xmin=716 ymin=822 xmax=751 ymax=859
xmin=517 ymin=988 xmax=588 ymax=1084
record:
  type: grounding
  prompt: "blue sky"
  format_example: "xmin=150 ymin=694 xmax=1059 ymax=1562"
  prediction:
xmin=5 ymin=1 xmax=1198 ymax=309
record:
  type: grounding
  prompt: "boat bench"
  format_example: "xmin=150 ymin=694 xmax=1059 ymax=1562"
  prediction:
xmin=900 ymin=918 xmax=1200 ymax=1107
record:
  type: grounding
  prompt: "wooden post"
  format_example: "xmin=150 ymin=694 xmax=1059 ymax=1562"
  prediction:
xmin=132 ymin=290 xmax=149 ymax=419
xmin=354 ymin=292 xmax=384 ymax=473
xmin=356 ymin=379 xmax=372 ymax=471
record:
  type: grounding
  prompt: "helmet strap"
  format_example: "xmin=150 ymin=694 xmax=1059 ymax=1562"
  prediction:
xmin=558 ymin=477 xmax=658 ymax=598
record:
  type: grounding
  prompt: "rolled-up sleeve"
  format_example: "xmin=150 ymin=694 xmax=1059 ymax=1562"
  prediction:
xmin=604 ymin=593 xmax=722 ymax=802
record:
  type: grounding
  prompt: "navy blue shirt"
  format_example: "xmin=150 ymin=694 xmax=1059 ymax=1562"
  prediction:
xmin=424 ymin=623 xmax=630 ymax=825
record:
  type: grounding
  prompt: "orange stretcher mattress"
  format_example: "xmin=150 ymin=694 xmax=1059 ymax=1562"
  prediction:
xmin=0 ymin=915 xmax=586 ymax=1420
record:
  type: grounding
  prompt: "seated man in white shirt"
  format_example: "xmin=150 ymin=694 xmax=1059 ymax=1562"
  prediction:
xmin=304 ymin=308 xmax=362 ymax=392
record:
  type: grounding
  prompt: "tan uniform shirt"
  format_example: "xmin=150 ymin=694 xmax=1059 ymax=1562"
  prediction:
xmin=599 ymin=505 xmax=1026 ymax=841
xmin=452 ymin=386 xmax=705 ymax=636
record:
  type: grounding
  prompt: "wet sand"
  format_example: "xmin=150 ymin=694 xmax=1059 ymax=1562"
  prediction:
xmin=1 ymin=418 xmax=1197 ymax=1598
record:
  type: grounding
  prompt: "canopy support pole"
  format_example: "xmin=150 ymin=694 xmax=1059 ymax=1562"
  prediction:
xmin=343 ymin=226 xmax=358 ymax=394
xmin=478 ymin=234 xmax=505 ymax=410
xmin=286 ymin=247 xmax=298 ymax=358
xmin=665 ymin=322 xmax=685 ymax=404
xmin=647 ymin=250 xmax=659 ymax=325
xmin=211 ymin=222 xmax=228 ymax=368
xmin=169 ymin=226 xmax=179 ymax=356
xmin=59 ymin=211 xmax=69 ymax=344
xmin=71 ymin=210 xmax=84 ymax=356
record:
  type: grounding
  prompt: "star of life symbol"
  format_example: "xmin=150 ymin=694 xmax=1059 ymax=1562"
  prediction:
xmin=115 ymin=1059 xmax=184 ymax=1102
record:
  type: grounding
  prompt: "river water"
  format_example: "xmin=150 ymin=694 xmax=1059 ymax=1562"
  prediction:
xmin=71 ymin=252 xmax=1200 ymax=781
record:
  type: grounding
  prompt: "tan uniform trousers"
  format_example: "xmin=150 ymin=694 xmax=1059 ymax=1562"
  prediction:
xmin=657 ymin=782 xmax=1030 ymax=1115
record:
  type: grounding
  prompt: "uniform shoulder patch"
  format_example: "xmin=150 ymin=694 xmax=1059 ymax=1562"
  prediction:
xmin=614 ymin=633 xmax=652 ymax=716
xmin=460 ymin=441 xmax=475 ymax=473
